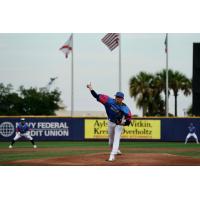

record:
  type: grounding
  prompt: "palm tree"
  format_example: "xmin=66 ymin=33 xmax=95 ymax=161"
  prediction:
xmin=170 ymin=70 xmax=192 ymax=116
xmin=129 ymin=72 xmax=163 ymax=116
xmin=156 ymin=69 xmax=173 ymax=115
xmin=156 ymin=69 xmax=192 ymax=116
xmin=129 ymin=72 xmax=153 ymax=116
xmin=148 ymin=76 xmax=165 ymax=115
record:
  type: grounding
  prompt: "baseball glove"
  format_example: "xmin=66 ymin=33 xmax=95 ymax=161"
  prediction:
xmin=115 ymin=119 xmax=122 ymax=125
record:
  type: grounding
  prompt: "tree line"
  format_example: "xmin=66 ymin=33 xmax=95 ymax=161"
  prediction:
xmin=0 ymin=83 xmax=61 ymax=115
xmin=0 ymin=68 xmax=192 ymax=116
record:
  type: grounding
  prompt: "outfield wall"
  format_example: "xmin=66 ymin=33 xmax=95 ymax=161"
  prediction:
xmin=0 ymin=117 xmax=199 ymax=142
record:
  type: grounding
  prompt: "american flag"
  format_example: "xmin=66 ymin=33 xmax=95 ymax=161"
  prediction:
xmin=101 ymin=33 xmax=119 ymax=51
xmin=59 ymin=34 xmax=73 ymax=58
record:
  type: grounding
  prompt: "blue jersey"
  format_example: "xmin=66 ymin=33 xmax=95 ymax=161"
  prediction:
xmin=97 ymin=94 xmax=132 ymax=123
xmin=188 ymin=125 xmax=196 ymax=133
xmin=16 ymin=123 xmax=31 ymax=134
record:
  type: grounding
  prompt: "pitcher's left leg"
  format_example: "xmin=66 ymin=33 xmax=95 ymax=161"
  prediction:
xmin=109 ymin=125 xmax=123 ymax=161
xmin=108 ymin=121 xmax=115 ymax=149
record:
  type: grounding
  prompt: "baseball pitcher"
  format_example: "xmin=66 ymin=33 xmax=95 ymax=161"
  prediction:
xmin=9 ymin=118 xmax=37 ymax=148
xmin=87 ymin=83 xmax=132 ymax=161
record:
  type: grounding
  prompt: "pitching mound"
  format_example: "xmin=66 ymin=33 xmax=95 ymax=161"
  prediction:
xmin=7 ymin=152 xmax=200 ymax=166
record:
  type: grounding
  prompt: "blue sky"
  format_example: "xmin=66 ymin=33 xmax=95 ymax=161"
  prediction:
xmin=0 ymin=33 xmax=200 ymax=116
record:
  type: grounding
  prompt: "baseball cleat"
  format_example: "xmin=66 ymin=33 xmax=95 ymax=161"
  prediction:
xmin=117 ymin=150 xmax=122 ymax=155
xmin=8 ymin=145 xmax=13 ymax=149
xmin=108 ymin=154 xmax=115 ymax=162
xmin=33 ymin=145 xmax=37 ymax=148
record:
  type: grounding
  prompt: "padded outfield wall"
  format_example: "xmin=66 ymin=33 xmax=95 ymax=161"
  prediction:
xmin=0 ymin=116 xmax=199 ymax=142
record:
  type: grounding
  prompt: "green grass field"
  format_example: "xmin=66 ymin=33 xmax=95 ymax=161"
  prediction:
xmin=1 ymin=141 xmax=200 ymax=148
xmin=0 ymin=141 xmax=200 ymax=164
xmin=1 ymin=141 xmax=200 ymax=149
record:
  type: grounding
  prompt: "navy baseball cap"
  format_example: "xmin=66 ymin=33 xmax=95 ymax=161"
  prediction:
xmin=115 ymin=92 xmax=124 ymax=99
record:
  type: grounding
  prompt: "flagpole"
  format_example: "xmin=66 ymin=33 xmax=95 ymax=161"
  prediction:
xmin=166 ymin=33 xmax=169 ymax=117
xmin=71 ymin=33 xmax=74 ymax=117
xmin=119 ymin=33 xmax=122 ymax=91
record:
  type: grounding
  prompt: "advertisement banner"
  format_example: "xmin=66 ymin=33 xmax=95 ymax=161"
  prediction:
xmin=0 ymin=118 xmax=84 ymax=141
xmin=85 ymin=119 xmax=161 ymax=139
xmin=2 ymin=117 xmax=198 ymax=142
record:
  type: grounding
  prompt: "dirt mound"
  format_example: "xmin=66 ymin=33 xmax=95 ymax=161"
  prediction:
xmin=7 ymin=152 xmax=200 ymax=166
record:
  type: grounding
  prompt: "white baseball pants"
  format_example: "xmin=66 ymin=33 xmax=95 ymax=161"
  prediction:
xmin=185 ymin=132 xmax=199 ymax=144
xmin=13 ymin=131 xmax=33 ymax=141
xmin=108 ymin=121 xmax=123 ymax=155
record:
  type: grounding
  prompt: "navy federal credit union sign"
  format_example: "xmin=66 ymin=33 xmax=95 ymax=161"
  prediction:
xmin=0 ymin=117 xmax=84 ymax=141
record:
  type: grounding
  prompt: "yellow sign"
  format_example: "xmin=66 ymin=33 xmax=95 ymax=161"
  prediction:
xmin=85 ymin=119 xmax=161 ymax=139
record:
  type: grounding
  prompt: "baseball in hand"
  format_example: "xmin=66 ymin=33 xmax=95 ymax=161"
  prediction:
xmin=87 ymin=82 xmax=92 ymax=89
